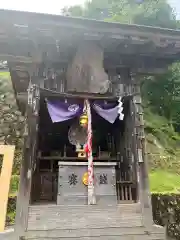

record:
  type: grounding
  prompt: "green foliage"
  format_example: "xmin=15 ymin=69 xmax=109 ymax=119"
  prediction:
xmin=144 ymin=108 xmax=180 ymax=148
xmin=9 ymin=175 xmax=20 ymax=196
xmin=6 ymin=196 xmax=17 ymax=226
xmin=62 ymin=0 xmax=111 ymax=19
xmin=110 ymin=0 xmax=177 ymax=28
xmin=0 ymin=76 xmax=25 ymax=146
xmin=142 ymin=63 xmax=180 ymax=129
xmin=62 ymin=5 xmax=84 ymax=17
xmin=63 ymin=0 xmax=177 ymax=28
xmin=0 ymin=75 xmax=25 ymax=176
xmin=144 ymin=108 xmax=180 ymax=174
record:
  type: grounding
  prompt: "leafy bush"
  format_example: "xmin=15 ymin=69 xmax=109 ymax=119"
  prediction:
xmin=10 ymin=175 xmax=20 ymax=196
xmin=6 ymin=196 xmax=16 ymax=226
xmin=152 ymin=194 xmax=180 ymax=239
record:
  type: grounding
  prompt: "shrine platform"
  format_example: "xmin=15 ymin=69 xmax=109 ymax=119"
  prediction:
xmin=24 ymin=204 xmax=165 ymax=240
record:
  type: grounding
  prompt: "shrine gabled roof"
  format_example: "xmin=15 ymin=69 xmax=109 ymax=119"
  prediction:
xmin=0 ymin=9 xmax=180 ymax=64
xmin=0 ymin=9 xmax=180 ymax=114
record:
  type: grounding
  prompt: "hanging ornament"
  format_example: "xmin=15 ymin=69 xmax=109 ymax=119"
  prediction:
xmin=118 ymin=97 xmax=124 ymax=120
xmin=79 ymin=100 xmax=88 ymax=128
xmin=79 ymin=112 xmax=88 ymax=128
xmin=68 ymin=121 xmax=86 ymax=158
xmin=82 ymin=172 xmax=89 ymax=186
xmin=76 ymin=143 xmax=86 ymax=158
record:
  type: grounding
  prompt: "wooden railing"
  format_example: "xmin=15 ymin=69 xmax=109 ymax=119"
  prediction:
xmin=116 ymin=167 xmax=137 ymax=203
xmin=116 ymin=181 xmax=135 ymax=203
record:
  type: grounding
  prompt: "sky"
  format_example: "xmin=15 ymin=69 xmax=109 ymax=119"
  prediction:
xmin=170 ymin=0 xmax=180 ymax=18
xmin=0 ymin=0 xmax=86 ymax=14
xmin=0 ymin=0 xmax=180 ymax=18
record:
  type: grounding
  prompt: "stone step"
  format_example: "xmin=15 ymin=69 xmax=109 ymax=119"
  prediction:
xmin=26 ymin=204 xmax=165 ymax=239
xmin=25 ymin=226 xmax=165 ymax=239
xmin=28 ymin=204 xmax=143 ymax=231
xmin=24 ymin=236 xmax=164 ymax=240
xmin=29 ymin=203 xmax=141 ymax=214
xmin=25 ymin=233 xmax=165 ymax=240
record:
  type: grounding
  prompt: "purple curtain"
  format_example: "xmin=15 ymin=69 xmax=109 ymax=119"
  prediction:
xmin=47 ymin=100 xmax=83 ymax=123
xmin=47 ymin=99 xmax=123 ymax=124
xmin=92 ymin=100 xmax=119 ymax=124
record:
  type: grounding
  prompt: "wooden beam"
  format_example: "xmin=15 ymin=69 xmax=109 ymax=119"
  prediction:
xmin=7 ymin=54 xmax=172 ymax=72
xmin=0 ymin=37 xmax=180 ymax=64
xmin=109 ymin=66 xmax=168 ymax=75
xmin=106 ymin=55 xmax=173 ymax=75
xmin=0 ymin=54 xmax=33 ymax=63
xmin=40 ymin=89 xmax=117 ymax=99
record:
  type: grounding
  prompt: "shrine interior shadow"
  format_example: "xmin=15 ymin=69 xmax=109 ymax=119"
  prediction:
xmin=31 ymin=96 xmax=137 ymax=204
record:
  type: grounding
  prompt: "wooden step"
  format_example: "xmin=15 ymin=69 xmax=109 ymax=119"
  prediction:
xmin=27 ymin=204 xmax=143 ymax=231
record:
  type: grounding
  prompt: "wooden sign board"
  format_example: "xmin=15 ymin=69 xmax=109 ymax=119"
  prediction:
xmin=0 ymin=145 xmax=15 ymax=232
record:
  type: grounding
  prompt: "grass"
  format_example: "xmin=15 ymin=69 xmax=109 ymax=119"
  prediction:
xmin=0 ymin=71 xmax=10 ymax=78
xmin=150 ymin=170 xmax=180 ymax=194
xmin=145 ymin=108 xmax=179 ymax=152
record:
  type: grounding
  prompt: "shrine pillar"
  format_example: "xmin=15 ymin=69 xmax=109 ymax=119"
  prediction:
xmin=14 ymin=83 xmax=40 ymax=238
xmin=131 ymin=72 xmax=153 ymax=229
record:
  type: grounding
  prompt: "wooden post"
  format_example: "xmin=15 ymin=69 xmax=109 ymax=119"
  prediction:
xmin=15 ymin=83 xmax=40 ymax=238
xmin=131 ymin=73 xmax=153 ymax=229
xmin=0 ymin=145 xmax=15 ymax=232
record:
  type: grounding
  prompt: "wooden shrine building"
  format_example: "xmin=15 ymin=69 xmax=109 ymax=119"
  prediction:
xmin=1 ymin=9 xmax=180 ymax=240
